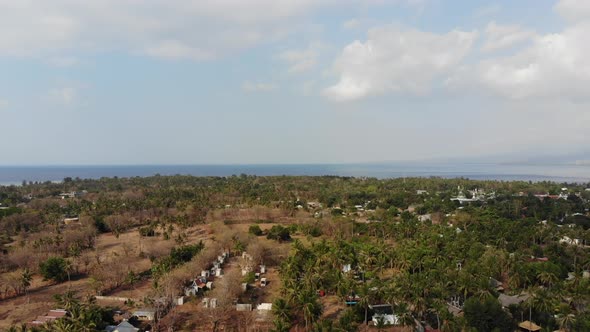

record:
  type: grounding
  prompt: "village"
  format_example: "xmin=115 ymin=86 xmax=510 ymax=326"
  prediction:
xmin=1 ymin=176 xmax=589 ymax=331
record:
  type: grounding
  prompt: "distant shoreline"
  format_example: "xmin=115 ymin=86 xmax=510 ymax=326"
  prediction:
xmin=1 ymin=163 xmax=589 ymax=186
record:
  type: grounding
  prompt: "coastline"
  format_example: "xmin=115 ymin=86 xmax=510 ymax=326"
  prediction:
xmin=1 ymin=163 xmax=589 ymax=185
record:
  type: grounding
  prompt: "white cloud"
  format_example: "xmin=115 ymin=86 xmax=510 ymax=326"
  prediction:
xmin=469 ymin=22 xmax=590 ymax=100
xmin=0 ymin=0 xmax=326 ymax=60
xmin=0 ymin=0 xmax=426 ymax=62
xmin=482 ymin=22 xmax=535 ymax=52
xmin=471 ymin=1 xmax=590 ymax=103
xmin=48 ymin=87 xmax=78 ymax=105
xmin=279 ymin=43 xmax=327 ymax=73
xmin=242 ymin=81 xmax=278 ymax=92
xmin=324 ymin=25 xmax=477 ymax=101
xmin=555 ymin=0 xmax=590 ymax=22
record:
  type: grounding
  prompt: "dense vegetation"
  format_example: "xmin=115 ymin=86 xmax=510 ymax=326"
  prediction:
xmin=0 ymin=175 xmax=589 ymax=331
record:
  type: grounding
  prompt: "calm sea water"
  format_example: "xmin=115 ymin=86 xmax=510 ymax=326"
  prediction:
xmin=0 ymin=163 xmax=589 ymax=186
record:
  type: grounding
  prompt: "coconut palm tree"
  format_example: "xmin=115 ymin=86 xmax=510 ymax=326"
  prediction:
xmin=537 ymin=271 xmax=558 ymax=287
xmin=44 ymin=319 xmax=75 ymax=332
xmin=272 ymin=298 xmax=292 ymax=323
xmin=395 ymin=303 xmax=415 ymax=332
xmin=297 ymin=289 xmax=322 ymax=330
xmin=271 ymin=318 xmax=290 ymax=332
xmin=556 ymin=312 xmax=576 ymax=332
xmin=355 ymin=282 xmax=374 ymax=325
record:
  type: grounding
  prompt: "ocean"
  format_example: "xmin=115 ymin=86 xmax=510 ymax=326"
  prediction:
xmin=0 ymin=163 xmax=589 ymax=186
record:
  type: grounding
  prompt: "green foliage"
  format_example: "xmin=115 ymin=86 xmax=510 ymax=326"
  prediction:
xmin=151 ymin=242 xmax=205 ymax=279
xmin=244 ymin=271 xmax=256 ymax=284
xmin=3 ymin=174 xmax=590 ymax=330
xmin=0 ymin=206 xmax=21 ymax=218
xmin=249 ymin=224 xmax=263 ymax=236
xmin=463 ymin=297 xmax=515 ymax=332
xmin=94 ymin=217 xmax=109 ymax=233
xmin=46 ymin=291 xmax=115 ymax=331
xmin=139 ymin=225 xmax=156 ymax=237
xmin=170 ymin=242 xmax=204 ymax=264
xmin=39 ymin=256 xmax=69 ymax=282
xmin=267 ymin=225 xmax=291 ymax=242
xmin=299 ymin=223 xmax=323 ymax=237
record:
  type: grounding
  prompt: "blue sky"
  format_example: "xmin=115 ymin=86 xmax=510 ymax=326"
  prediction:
xmin=0 ymin=0 xmax=589 ymax=165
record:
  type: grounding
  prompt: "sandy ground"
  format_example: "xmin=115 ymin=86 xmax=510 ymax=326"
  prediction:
xmin=0 ymin=216 xmax=297 ymax=329
xmin=0 ymin=224 xmax=211 ymax=329
xmin=0 ymin=277 xmax=90 ymax=328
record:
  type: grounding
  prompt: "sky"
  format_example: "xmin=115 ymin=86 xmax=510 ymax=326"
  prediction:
xmin=0 ymin=0 xmax=589 ymax=165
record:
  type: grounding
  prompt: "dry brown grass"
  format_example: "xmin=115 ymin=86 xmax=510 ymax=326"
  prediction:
xmin=0 ymin=224 xmax=211 ymax=328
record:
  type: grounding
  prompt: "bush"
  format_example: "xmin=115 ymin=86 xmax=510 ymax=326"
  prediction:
xmin=139 ymin=226 xmax=156 ymax=237
xmin=267 ymin=225 xmax=291 ymax=242
xmin=40 ymin=256 xmax=68 ymax=282
xmin=300 ymin=223 xmax=322 ymax=237
xmin=249 ymin=225 xmax=263 ymax=236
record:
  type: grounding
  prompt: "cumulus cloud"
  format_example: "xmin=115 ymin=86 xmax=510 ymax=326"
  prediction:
xmin=482 ymin=22 xmax=535 ymax=52
xmin=0 ymin=0 xmax=328 ymax=60
xmin=555 ymin=0 xmax=590 ymax=22
xmin=324 ymin=25 xmax=477 ymax=101
xmin=242 ymin=81 xmax=278 ymax=92
xmin=0 ymin=0 xmax=426 ymax=61
xmin=461 ymin=22 xmax=590 ymax=100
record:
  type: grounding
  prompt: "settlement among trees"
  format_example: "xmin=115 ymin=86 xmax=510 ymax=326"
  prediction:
xmin=1 ymin=175 xmax=589 ymax=331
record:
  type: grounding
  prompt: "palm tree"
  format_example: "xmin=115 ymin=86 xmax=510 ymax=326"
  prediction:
xmin=6 ymin=324 xmax=33 ymax=332
xmin=54 ymin=290 xmax=79 ymax=312
xmin=537 ymin=271 xmax=558 ymax=287
xmin=44 ymin=319 xmax=75 ymax=332
xmin=313 ymin=320 xmax=336 ymax=332
xmin=271 ymin=318 xmax=290 ymax=332
xmin=524 ymin=287 xmax=554 ymax=328
xmin=395 ymin=303 xmax=415 ymax=332
xmin=20 ymin=268 xmax=32 ymax=296
xmin=299 ymin=290 xmax=322 ymax=331
xmin=556 ymin=311 xmax=576 ymax=332
xmin=272 ymin=298 xmax=291 ymax=323
xmin=355 ymin=282 xmax=373 ymax=325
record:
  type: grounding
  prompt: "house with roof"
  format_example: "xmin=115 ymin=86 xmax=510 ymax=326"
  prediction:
xmin=498 ymin=293 xmax=530 ymax=308
xmin=489 ymin=277 xmax=504 ymax=292
xmin=132 ymin=309 xmax=156 ymax=321
xmin=518 ymin=320 xmax=541 ymax=331
xmin=370 ymin=304 xmax=398 ymax=325
xmin=30 ymin=309 xmax=68 ymax=326
xmin=184 ymin=277 xmax=210 ymax=296
xmin=105 ymin=320 xmax=139 ymax=332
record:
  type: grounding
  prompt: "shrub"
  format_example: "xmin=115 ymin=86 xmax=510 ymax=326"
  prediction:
xmin=267 ymin=225 xmax=291 ymax=242
xmin=249 ymin=225 xmax=263 ymax=236
xmin=40 ymin=256 xmax=68 ymax=282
